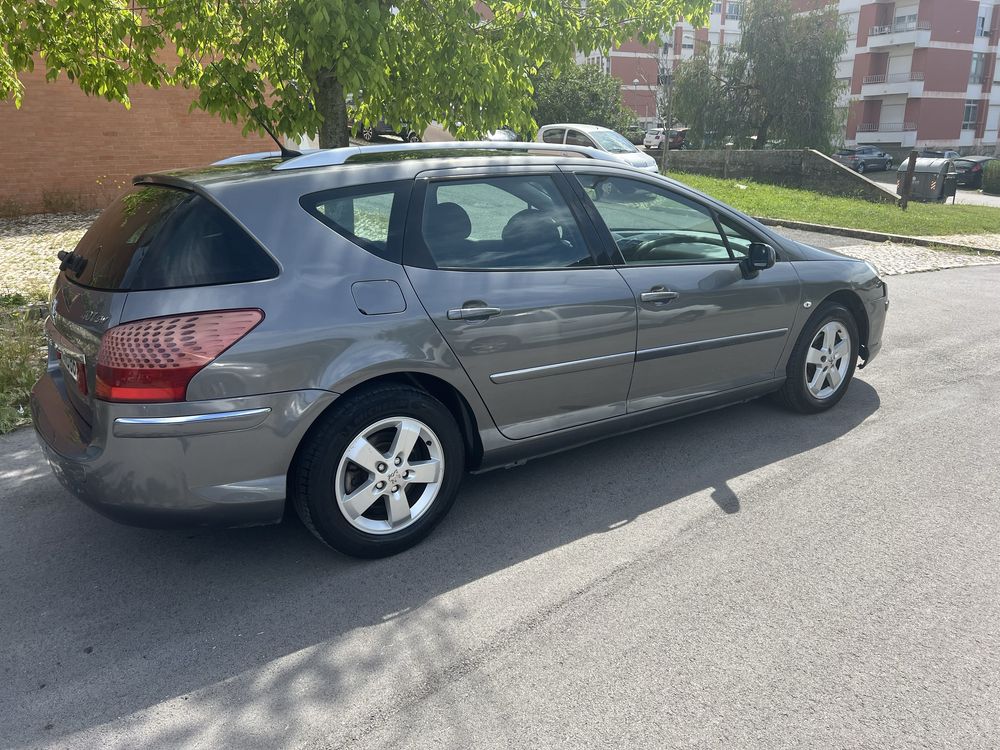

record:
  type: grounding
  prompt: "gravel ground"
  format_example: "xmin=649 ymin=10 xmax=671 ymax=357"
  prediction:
xmin=0 ymin=213 xmax=95 ymax=300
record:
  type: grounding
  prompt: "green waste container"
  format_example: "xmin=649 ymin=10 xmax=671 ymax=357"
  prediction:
xmin=896 ymin=158 xmax=958 ymax=203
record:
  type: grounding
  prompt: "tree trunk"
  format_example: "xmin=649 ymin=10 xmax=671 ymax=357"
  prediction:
xmin=752 ymin=121 xmax=769 ymax=149
xmin=315 ymin=69 xmax=349 ymax=149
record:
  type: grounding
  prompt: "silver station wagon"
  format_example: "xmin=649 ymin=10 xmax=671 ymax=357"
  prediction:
xmin=32 ymin=142 xmax=888 ymax=557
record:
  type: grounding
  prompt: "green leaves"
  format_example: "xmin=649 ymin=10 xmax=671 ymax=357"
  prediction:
xmin=2 ymin=0 xmax=711 ymax=148
xmin=532 ymin=63 xmax=638 ymax=136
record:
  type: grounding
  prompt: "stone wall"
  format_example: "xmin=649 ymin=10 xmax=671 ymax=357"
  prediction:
xmin=665 ymin=149 xmax=900 ymax=204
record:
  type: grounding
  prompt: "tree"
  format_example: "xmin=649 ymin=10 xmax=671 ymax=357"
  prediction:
xmin=672 ymin=0 xmax=846 ymax=151
xmin=2 ymin=0 xmax=710 ymax=149
xmin=532 ymin=63 xmax=638 ymax=135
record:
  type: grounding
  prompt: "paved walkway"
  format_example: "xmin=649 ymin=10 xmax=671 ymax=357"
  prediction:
xmin=775 ymin=227 xmax=1000 ymax=276
xmin=869 ymin=175 xmax=1000 ymax=209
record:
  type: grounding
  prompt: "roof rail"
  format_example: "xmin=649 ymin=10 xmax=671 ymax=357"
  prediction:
xmin=212 ymin=149 xmax=320 ymax=166
xmin=270 ymin=141 xmax=623 ymax=171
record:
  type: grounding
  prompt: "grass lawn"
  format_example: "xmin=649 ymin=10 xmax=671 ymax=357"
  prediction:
xmin=670 ymin=173 xmax=1000 ymax=237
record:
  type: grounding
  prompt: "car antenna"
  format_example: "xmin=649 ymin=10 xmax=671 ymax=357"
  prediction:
xmin=210 ymin=62 xmax=302 ymax=160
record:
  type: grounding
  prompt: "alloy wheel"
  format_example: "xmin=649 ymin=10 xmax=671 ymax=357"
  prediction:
xmin=804 ymin=321 xmax=852 ymax=400
xmin=334 ymin=417 xmax=444 ymax=534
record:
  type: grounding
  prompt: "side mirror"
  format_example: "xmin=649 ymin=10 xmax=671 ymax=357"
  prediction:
xmin=742 ymin=242 xmax=776 ymax=279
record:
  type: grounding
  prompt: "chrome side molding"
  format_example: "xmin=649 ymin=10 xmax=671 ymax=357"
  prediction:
xmin=113 ymin=408 xmax=271 ymax=438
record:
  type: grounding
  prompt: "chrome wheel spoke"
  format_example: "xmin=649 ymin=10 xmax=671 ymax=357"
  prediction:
xmin=389 ymin=419 xmax=423 ymax=462
xmin=808 ymin=367 xmax=827 ymax=395
xmin=341 ymin=478 xmax=380 ymax=519
xmin=406 ymin=459 xmax=442 ymax=485
xmin=804 ymin=320 xmax=851 ymax=400
xmin=386 ymin=489 xmax=412 ymax=525
xmin=345 ymin=435 xmax=385 ymax=474
xmin=833 ymin=339 xmax=850 ymax=361
xmin=806 ymin=347 xmax=825 ymax=365
xmin=827 ymin=365 xmax=843 ymax=389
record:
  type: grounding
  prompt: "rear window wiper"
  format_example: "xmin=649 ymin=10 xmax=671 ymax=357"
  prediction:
xmin=57 ymin=250 xmax=88 ymax=278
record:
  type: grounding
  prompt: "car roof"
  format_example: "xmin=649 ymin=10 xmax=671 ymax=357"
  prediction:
xmin=538 ymin=123 xmax=611 ymax=132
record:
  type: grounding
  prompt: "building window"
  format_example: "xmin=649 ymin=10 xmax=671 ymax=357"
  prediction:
xmin=711 ymin=1 xmax=722 ymax=13
xmin=976 ymin=16 xmax=988 ymax=37
xmin=727 ymin=2 xmax=742 ymax=20
xmin=971 ymin=53 xmax=986 ymax=85
xmin=681 ymin=42 xmax=694 ymax=49
xmin=962 ymin=100 xmax=980 ymax=130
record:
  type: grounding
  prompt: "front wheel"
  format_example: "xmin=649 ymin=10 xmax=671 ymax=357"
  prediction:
xmin=857 ymin=162 xmax=866 ymax=174
xmin=292 ymin=385 xmax=465 ymax=557
xmin=776 ymin=303 xmax=859 ymax=414
xmin=406 ymin=131 xmax=421 ymax=143
xmin=361 ymin=126 xmax=375 ymax=141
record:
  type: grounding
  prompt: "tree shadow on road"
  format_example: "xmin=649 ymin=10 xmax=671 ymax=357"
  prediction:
xmin=0 ymin=381 xmax=880 ymax=748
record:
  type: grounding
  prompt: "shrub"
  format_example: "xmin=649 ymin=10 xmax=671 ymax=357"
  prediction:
xmin=983 ymin=160 xmax=1000 ymax=195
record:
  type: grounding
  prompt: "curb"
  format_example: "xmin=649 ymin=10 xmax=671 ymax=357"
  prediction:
xmin=753 ymin=217 xmax=1000 ymax=256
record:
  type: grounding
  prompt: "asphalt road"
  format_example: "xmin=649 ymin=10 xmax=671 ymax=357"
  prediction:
xmin=3 ymin=266 xmax=999 ymax=750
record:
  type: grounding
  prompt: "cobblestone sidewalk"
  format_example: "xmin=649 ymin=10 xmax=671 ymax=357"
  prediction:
xmin=828 ymin=242 xmax=1000 ymax=276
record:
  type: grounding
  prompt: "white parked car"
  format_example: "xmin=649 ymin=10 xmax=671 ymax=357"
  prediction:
xmin=643 ymin=128 xmax=666 ymax=150
xmin=536 ymin=123 xmax=658 ymax=172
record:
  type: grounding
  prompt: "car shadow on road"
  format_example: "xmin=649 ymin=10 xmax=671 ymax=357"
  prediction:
xmin=1 ymin=380 xmax=880 ymax=748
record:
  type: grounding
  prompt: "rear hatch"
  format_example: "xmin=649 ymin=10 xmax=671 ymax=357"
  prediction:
xmin=46 ymin=184 xmax=278 ymax=427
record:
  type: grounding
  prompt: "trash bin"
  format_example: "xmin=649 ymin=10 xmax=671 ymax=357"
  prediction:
xmin=896 ymin=158 xmax=959 ymax=203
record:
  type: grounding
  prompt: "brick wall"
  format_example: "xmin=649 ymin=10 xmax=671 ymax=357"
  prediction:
xmin=668 ymin=149 xmax=899 ymax=204
xmin=0 ymin=68 xmax=274 ymax=215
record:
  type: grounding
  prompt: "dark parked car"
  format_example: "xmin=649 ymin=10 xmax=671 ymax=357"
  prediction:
xmin=350 ymin=118 xmax=421 ymax=143
xmin=32 ymin=141 xmax=887 ymax=558
xmin=832 ymin=145 xmax=893 ymax=174
xmin=918 ymin=149 xmax=960 ymax=160
xmin=953 ymin=156 xmax=996 ymax=189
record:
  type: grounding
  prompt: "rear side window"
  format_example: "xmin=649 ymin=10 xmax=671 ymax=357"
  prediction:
xmin=68 ymin=186 xmax=278 ymax=291
xmin=541 ymin=128 xmax=566 ymax=144
xmin=301 ymin=181 xmax=411 ymax=261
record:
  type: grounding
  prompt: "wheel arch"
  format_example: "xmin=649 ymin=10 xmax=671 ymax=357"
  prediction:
xmin=820 ymin=289 xmax=870 ymax=354
xmin=287 ymin=372 xmax=485 ymax=495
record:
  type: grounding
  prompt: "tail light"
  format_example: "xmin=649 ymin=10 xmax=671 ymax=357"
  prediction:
xmin=972 ymin=164 xmax=983 ymax=173
xmin=95 ymin=309 xmax=263 ymax=402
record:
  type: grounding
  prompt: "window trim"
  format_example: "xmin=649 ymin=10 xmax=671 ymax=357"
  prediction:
xmin=401 ymin=170 xmax=610 ymax=272
xmin=566 ymin=170 xmax=771 ymax=268
xmin=300 ymin=179 xmax=413 ymax=263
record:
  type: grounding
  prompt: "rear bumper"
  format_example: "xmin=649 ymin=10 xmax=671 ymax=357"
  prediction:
xmin=31 ymin=367 xmax=337 ymax=528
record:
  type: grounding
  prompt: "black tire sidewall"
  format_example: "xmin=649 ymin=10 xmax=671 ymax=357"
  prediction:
xmin=295 ymin=387 xmax=465 ymax=557
xmin=783 ymin=303 xmax=860 ymax=413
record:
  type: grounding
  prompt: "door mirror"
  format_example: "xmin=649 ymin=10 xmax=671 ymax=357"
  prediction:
xmin=742 ymin=242 xmax=776 ymax=278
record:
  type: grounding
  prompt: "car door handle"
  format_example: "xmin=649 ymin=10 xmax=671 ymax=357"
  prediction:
xmin=639 ymin=289 xmax=679 ymax=304
xmin=447 ymin=306 xmax=502 ymax=321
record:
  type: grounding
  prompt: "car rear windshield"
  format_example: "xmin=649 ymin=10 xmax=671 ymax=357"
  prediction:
xmin=65 ymin=185 xmax=278 ymax=291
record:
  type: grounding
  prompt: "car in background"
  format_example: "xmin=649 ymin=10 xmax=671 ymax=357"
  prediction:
xmin=832 ymin=145 xmax=893 ymax=174
xmin=919 ymin=149 xmax=961 ymax=160
xmin=484 ymin=128 xmax=519 ymax=142
xmin=953 ymin=156 xmax=997 ymax=189
xmin=644 ymin=128 xmax=688 ymax=151
xmin=352 ymin=119 xmax=421 ymax=143
xmin=536 ymin=123 xmax=658 ymax=172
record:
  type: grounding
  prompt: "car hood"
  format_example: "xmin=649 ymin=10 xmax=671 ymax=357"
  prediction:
xmin=621 ymin=152 xmax=659 ymax=170
xmin=788 ymin=240 xmax=859 ymax=262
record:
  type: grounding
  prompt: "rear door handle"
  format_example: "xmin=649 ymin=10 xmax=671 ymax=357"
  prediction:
xmin=639 ymin=288 xmax=679 ymax=304
xmin=447 ymin=306 xmax=502 ymax=321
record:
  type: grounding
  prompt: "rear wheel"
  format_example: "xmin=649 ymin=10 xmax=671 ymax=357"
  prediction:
xmin=292 ymin=385 xmax=465 ymax=557
xmin=406 ymin=130 xmax=421 ymax=143
xmin=361 ymin=125 xmax=375 ymax=141
xmin=776 ymin=303 xmax=859 ymax=414
xmin=857 ymin=162 xmax=866 ymax=174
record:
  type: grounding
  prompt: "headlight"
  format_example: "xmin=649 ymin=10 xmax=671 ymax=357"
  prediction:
xmin=864 ymin=261 xmax=881 ymax=280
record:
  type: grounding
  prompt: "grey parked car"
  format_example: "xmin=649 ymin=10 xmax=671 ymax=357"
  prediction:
xmin=32 ymin=141 xmax=888 ymax=557
xmin=832 ymin=145 xmax=893 ymax=174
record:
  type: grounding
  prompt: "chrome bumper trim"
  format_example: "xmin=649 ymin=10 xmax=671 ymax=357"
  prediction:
xmin=113 ymin=408 xmax=271 ymax=438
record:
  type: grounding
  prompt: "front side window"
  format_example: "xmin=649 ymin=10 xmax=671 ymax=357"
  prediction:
xmin=301 ymin=181 xmax=410 ymax=260
xmin=541 ymin=128 xmax=566 ymax=144
xmin=576 ymin=174 xmax=736 ymax=265
xmin=565 ymin=130 xmax=595 ymax=147
xmin=418 ymin=175 xmax=593 ymax=270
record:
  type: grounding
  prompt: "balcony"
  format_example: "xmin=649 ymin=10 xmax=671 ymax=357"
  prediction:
xmin=867 ymin=20 xmax=932 ymax=48
xmin=860 ymin=71 xmax=925 ymax=97
xmin=856 ymin=122 xmax=917 ymax=145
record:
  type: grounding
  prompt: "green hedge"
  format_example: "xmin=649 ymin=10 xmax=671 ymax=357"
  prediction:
xmin=984 ymin=159 xmax=1000 ymax=195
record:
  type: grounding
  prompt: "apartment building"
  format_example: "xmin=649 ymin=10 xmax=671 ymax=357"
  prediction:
xmin=841 ymin=0 xmax=999 ymax=151
xmin=577 ymin=1 xmax=746 ymax=130
xmin=589 ymin=0 xmax=999 ymax=152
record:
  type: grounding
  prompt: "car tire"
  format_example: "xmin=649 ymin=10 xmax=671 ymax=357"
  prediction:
xmin=291 ymin=384 xmax=465 ymax=558
xmin=885 ymin=160 xmax=893 ymax=171
xmin=775 ymin=302 xmax=860 ymax=414
xmin=857 ymin=162 xmax=866 ymax=174
xmin=406 ymin=131 xmax=421 ymax=143
xmin=361 ymin=126 xmax=375 ymax=141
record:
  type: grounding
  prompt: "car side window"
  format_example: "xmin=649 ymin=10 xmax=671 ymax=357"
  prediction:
xmin=716 ymin=216 xmax=759 ymax=258
xmin=576 ymin=174 xmax=734 ymax=265
xmin=419 ymin=175 xmax=594 ymax=270
xmin=565 ymin=130 xmax=594 ymax=147
xmin=541 ymin=128 xmax=566 ymax=144
xmin=301 ymin=181 xmax=410 ymax=261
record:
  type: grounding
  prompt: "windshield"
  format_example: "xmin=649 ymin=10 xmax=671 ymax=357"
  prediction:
xmin=591 ymin=130 xmax=637 ymax=154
